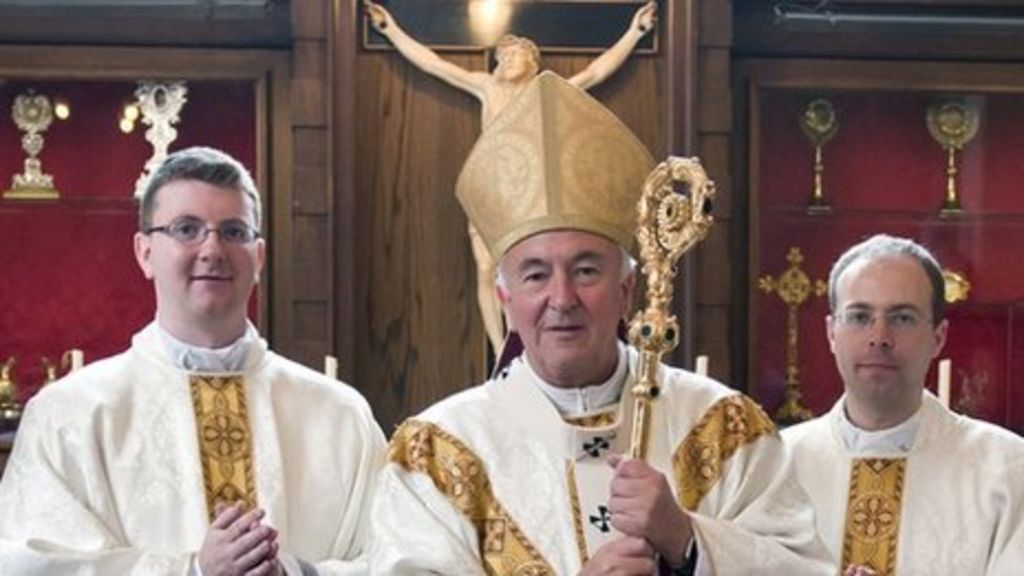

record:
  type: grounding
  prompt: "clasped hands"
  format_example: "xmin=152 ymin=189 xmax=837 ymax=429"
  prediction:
xmin=198 ymin=502 xmax=282 ymax=576
xmin=580 ymin=455 xmax=693 ymax=576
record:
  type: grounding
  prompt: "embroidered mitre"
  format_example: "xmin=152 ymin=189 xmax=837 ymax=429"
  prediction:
xmin=455 ymin=71 xmax=655 ymax=260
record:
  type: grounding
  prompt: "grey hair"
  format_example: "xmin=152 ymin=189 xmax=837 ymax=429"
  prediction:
xmin=828 ymin=234 xmax=946 ymax=324
xmin=138 ymin=146 xmax=261 ymax=231
xmin=494 ymin=244 xmax=636 ymax=290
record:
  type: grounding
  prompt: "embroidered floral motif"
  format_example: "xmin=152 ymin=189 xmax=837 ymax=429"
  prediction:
xmin=390 ymin=420 xmax=555 ymax=576
xmin=404 ymin=427 xmax=434 ymax=472
xmin=200 ymin=412 xmax=247 ymax=460
xmin=484 ymin=518 xmax=507 ymax=552
xmin=849 ymin=494 xmax=898 ymax=538
xmin=189 ymin=375 xmax=257 ymax=520
xmin=447 ymin=453 xmax=482 ymax=515
xmin=688 ymin=440 xmax=720 ymax=483
xmin=673 ymin=395 xmax=776 ymax=511
xmin=842 ymin=458 xmax=906 ymax=576
xmin=723 ymin=401 xmax=748 ymax=435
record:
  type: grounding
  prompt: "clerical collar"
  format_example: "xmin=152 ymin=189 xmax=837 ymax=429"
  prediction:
xmin=838 ymin=401 xmax=923 ymax=455
xmin=527 ymin=343 xmax=627 ymax=418
xmin=155 ymin=321 xmax=257 ymax=373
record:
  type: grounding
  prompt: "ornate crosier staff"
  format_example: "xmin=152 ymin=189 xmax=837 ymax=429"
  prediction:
xmin=628 ymin=157 xmax=715 ymax=460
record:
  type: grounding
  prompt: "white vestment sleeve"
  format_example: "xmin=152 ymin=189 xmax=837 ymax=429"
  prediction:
xmin=368 ymin=464 xmax=487 ymax=576
xmin=0 ymin=401 xmax=192 ymax=575
xmin=296 ymin=415 xmax=387 ymax=576
xmin=688 ymin=434 xmax=832 ymax=576
xmin=989 ymin=455 xmax=1024 ymax=576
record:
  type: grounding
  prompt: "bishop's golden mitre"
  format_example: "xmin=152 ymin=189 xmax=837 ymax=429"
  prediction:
xmin=456 ymin=71 xmax=655 ymax=260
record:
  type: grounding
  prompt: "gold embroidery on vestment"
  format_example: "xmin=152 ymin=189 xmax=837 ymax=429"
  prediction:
xmin=389 ymin=420 xmax=556 ymax=576
xmin=563 ymin=411 xmax=617 ymax=429
xmin=672 ymin=395 xmax=776 ymax=510
xmin=189 ymin=375 xmax=257 ymax=520
xmin=565 ymin=460 xmax=589 ymax=565
xmin=841 ymin=458 xmax=905 ymax=576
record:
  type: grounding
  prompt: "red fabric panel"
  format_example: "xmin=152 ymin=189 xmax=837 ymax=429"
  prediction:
xmin=756 ymin=90 xmax=1024 ymax=432
xmin=0 ymin=81 xmax=255 ymax=199
xmin=0 ymin=79 xmax=256 ymax=402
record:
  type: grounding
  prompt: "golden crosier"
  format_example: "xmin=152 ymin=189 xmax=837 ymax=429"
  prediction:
xmin=628 ymin=157 xmax=715 ymax=460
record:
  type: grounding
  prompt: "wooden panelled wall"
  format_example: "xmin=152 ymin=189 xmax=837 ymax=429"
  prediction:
xmin=286 ymin=0 xmax=335 ymax=370
xmin=0 ymin=2 xmax=734 ymax=435
xmin=320 ymin=0 xmax=737 ymax=431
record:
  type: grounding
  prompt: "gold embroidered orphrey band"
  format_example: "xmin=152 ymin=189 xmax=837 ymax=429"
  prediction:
xmin=673 ymin=394 xmax=777 ymax=511
xmin=189 ymin=374 xmax=258 ymax=521
xmin=565 ymin=460 xmax=589 ymax=566
xmin=841 ymin=458 xmax=906 ymax=576
xmin=390 ymin=420 xmax=556 ymax=576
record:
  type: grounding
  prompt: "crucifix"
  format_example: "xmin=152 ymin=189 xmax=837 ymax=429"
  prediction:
xmin=365 ymin=0 xmax=657 ymax=351
xmin=758 ymin=246 xmax=826 ymax=424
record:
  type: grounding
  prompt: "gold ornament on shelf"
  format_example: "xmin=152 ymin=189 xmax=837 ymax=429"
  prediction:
xmin=799 ymin=98 xmax=838 ymax=214
xmin=926 ymin=99 xmax=979 ymax=215
xmin=133 ymin=81 xmax=188 ymax=199
xmin=0 ymin=357 xmax=21 ymax=424
xmin=628 ymin=156 xmax=715 ymax=460
xmin=759 ymin=246 xmax=826 ymax=424
xmin=3 ymin=92 xmax=59 ymax=200
xmin=942 ymin=269 xmax=971 ymax=304
xmin=40 ymin=356 xmax=58 ymax=386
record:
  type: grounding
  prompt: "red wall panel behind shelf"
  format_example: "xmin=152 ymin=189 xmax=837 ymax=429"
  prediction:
xmin=0 ymin=79 xmax=256 ymax=401
xmin=756 ymin=89 xmax=1024 ymax=434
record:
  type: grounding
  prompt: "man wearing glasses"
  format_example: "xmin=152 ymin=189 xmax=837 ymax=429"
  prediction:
xmin=784 ymin=234 xmax=1024 ymax=575
xmin=0 ymin=147 xmax=385 ymax=575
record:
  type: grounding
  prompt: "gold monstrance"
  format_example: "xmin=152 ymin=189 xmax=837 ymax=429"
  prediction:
xmin=628 ymin=157 xmax=715 ymax=460
xmin=759 ymin=247 xmax=826 ymax=424
xmin=926 ymin=99 xmax=979 ymax=215
xmin=799 ymin=98 xmax=838 ymax=214
xmin=3 ymin=93 xmax=59 ymax=200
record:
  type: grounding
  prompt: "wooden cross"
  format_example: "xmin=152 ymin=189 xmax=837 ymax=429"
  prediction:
xmin=363 ymin=0 xmax=656 ymax=54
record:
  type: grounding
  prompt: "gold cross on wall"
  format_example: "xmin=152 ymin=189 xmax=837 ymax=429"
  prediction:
xmin=758 ymin=246 xmax=826 ymax=424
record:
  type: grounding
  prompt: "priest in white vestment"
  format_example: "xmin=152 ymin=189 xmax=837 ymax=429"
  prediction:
xmin=783 ymin=234 xmax=1024 ymax=576
xmin=0 ymin=147 xmax=386 ymax=575
xmin=369 ymin=72 xmax=831 ymax=575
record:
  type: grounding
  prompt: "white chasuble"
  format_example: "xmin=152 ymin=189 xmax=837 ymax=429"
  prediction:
xmin=371 ymin=345 xmax=832 ymax=575
xmin=784 ymin=393 xmax=1024 ymax=576
xmin=0 ymin=322 xmax=386 ymax=575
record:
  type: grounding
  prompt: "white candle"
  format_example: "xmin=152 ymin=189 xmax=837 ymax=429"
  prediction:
xmin=937 ymin=358 xmax=951 ymax=409
xmin=695 ymin=355 xmax=709 ymax=377
xmin=70 ymin=349 xmax=84 ymax=371
xmin=324 ymin=355 xmax=339 ymax=380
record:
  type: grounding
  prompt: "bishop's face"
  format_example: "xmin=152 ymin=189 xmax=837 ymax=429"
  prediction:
xmin=497 ymin=230 xmax=634 ymax=388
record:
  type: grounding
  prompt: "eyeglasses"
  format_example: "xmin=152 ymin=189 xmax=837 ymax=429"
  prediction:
xmin=834 ymin=308 xmax=930 ymax=332
xmin=145 ymin=217 xmax=260 ymax=245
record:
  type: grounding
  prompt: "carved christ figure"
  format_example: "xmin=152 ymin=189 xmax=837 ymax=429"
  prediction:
xmin=366 ymin=0 xmax=658 ymax=351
